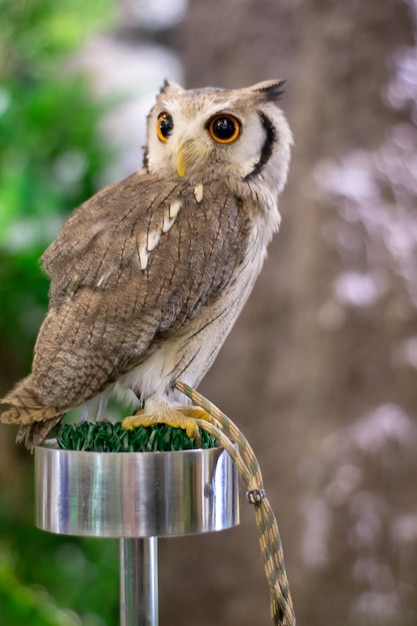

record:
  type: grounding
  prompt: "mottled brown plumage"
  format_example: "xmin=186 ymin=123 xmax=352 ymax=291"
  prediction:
xmin=1 ymin=80 xmax=292 ymax=447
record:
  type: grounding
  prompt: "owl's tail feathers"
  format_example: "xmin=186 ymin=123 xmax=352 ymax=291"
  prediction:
xmin=0 ymin=375 xmax=64 ymax=449
xmin=16 ymin=418 xmax=63 ymax=450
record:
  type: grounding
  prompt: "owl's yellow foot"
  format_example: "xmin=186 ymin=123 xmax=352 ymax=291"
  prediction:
xmin=122 ymin=397 xmax=213 ymax=441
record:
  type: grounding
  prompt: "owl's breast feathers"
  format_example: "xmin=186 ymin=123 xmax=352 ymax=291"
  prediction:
xmin=1 ymin=171 xmax=268 ymax=426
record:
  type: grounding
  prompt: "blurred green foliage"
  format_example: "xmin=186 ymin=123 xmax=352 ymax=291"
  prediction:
xmin=0 ymin=491 xmax=119 ymax=625
xmin=0 ymin=0 xmax=114 ymax=372
xmin=0 ymin=0 xmax=121 ymax=623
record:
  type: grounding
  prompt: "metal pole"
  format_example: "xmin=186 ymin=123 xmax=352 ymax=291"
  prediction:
xmin=120 ymin=537 xmax=158 ymax=626
xmin=35 ymin=447 xmax=238 ymax=624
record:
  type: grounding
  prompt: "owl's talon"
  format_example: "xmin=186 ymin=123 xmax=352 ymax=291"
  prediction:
xmin=121 ymin=402 xmax=213 ymax=442
xmin=122 ymin=412 xmax=146 ymax=431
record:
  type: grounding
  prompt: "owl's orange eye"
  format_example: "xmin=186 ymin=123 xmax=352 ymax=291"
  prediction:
xmin=157 ymin=112 xmax=174 ymax=142
xmin=208 ymin=114 xmax=241 ymax=144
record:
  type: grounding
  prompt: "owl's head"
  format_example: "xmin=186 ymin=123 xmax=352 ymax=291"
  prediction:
xmin=144 ymin=80 xmax=293 ymax=195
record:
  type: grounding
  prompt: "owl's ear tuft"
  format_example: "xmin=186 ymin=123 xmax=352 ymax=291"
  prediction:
xmin=252 ymin=80 xmax=286 ymax=102
xmin=160 ymin=79 xmax=184 ymax=95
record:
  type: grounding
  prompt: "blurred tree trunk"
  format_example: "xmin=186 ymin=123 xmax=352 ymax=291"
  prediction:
xmin=159 ymin=2 xmax=417 ymax=625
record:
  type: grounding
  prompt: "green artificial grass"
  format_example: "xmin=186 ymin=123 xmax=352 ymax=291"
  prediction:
xmin=56 ymin=421 xmax=217 ymax=452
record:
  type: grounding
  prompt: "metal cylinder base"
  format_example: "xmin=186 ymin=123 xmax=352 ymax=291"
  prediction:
xmin=35 ymin=443 xmax=239 ymax=538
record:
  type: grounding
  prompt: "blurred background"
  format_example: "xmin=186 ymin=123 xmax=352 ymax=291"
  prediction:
xmin=1 ymin=0 xmax=417 ymax=624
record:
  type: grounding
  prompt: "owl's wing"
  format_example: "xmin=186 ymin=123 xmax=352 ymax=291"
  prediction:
xmin=33 ymin=171 xmax=250 ymax=408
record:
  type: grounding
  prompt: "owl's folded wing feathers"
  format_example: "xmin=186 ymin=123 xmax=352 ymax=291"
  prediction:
xmin=2 ymin=171 xmax=249 ymax=423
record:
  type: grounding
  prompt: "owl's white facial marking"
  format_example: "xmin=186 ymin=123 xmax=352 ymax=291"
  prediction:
xmin=144 ymin=79 xmax=293 ymax=206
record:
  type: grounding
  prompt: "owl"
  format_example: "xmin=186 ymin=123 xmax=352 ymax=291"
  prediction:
xmin=1 ymin=79 xmax=293 ymax=448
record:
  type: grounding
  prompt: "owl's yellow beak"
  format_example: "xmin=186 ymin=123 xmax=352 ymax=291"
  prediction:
xmin=176 ymin=139 xmax=206 ymax=177
xmin=176 ymin=141 xmax=192 ymax=177
xmin=177 ymin=145 xmax=187 ymax=177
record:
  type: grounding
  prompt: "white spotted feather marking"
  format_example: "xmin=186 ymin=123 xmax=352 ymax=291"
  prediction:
xmin=162 ymin=214 xmax=176 ymax=233
xmin=169 ymin=199 xmax=182 ymax=218
xmin=147 ymin=230 xmax=161 ymax=252
xmin=162 ymin=199 xmax=182 ymax=233
xmin=139 ymin=245 xmax=149 ymax=270
xmin=137 ymin=199 xmax=183 ymax=270
xmin=193 ymin=184 xmax=203 ymax=203
xmin=96 ymin=266 xmax=118 ymax=287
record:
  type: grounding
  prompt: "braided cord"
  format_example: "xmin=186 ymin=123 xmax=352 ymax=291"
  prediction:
xmin=174 ymin=381 xmax=295 ymax=626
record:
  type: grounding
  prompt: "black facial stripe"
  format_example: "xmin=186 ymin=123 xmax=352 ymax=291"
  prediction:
xmin=143 ymin=146 xmax=149 ymax=171
xmin=244 ymin=111 xmax=276 ymax=181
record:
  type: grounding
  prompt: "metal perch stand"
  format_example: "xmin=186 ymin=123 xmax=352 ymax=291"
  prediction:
xmin=35 ymin=444 xmax=239 ymax=625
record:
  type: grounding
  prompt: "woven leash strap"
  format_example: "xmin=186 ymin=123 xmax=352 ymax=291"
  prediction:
xmin=175 ymin=381 xmax=296 ymax=626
